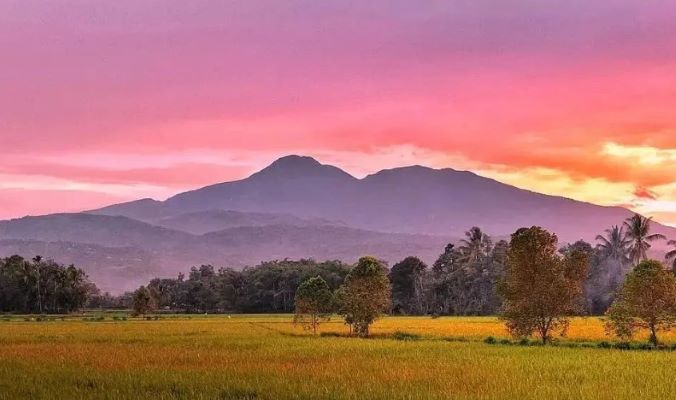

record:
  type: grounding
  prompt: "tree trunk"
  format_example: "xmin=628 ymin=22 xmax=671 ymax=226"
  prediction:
xmin=649 ymin=323 xmax=658 ymax=346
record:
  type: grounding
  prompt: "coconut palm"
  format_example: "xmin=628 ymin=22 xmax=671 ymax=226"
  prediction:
xmin=595 ymin=225 xmax=631 ymax=263
xmin=623 ymin=214 xmax=666 ymax=266
xmin=666 ymin=240 xmax=676 ymax=273
xmin=458 ymin=227 xmax=491 ymax=263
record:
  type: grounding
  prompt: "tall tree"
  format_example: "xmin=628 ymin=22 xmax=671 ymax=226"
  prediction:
xmin=624 ymin=214 xmax=666 ymax=266
xmin=458 ymin=227 xmax=492 ymax=263
xmin=499 ymin=227 xmax=589 ymax=343
xmin=389 ymin=257 xmax=428 ymax=315
xmin=595 ymin=226 xmax=631 ymax=263
xmin=337 ymin=256 xmax=391 ymax=337
xmin=605 ymin=260 xmax=676 ymax=345
xmin=666 ymin=240 xmax=676 ymax=274
xmin=293 ymin=276 xmax=333 ymax=334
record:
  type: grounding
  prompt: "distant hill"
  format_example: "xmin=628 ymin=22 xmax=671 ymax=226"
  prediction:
xmin=1 ymin=154 xmax=674 ymax=292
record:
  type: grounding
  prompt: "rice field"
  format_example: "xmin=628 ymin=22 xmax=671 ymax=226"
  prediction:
xmin=0 ymin=315 xmax=674 ymax=400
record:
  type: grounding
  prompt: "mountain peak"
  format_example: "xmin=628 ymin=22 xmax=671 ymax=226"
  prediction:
xmin=251 ymin=155 xmax=355 ymax=181
xmin=269 ymin=155 xmax=322 ymax=168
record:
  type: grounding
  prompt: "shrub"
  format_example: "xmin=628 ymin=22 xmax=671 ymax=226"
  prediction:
xmin=597 ymin=341 xmax=612 ymax=349
xmin=613 ymin=342 xmax=631 ymax=350
xmin=499 ymin=339 xmax=512 ymax=345
xmin=484 ymin=336 xmax=497 ymax=344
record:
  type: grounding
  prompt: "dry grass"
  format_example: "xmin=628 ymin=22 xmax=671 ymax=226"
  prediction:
xmin=0 ymin=315 xmax=673 ymax=399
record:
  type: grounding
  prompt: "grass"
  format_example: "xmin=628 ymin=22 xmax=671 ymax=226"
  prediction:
xmin=0 ymin=315 xmax=674 ymax=399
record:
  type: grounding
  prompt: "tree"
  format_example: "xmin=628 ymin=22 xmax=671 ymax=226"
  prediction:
xmin=132 ymin=286 xmax=155 ymax=316
xmin=430 ymin=243 xmax=461 ymax=315
xmin=587 ymin=227 xmax=633 ymax=314
xmin=389 ymin=257 xmax=427 ymax=315
xmin=595 ymin=226 xmax=631 ymax=263
xmin=666 ymin=240 xmax=676 ymax=274
xmin=499 ymin=227 xmax=589 ymax=344
xmin=293 ymin=276 xmax=333 ymax=334
xmin=605 ymin=260 xmax=676 ymax=345
xmin=624 ymin=214 xmax=666 ymax=266
xmin=337 ymin=256 xmax=391 ymax=337
xmin=458 ymin=227 xmax=492 ymax=263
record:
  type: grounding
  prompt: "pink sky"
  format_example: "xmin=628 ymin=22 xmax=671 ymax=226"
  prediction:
xmin=1 ymin=1 xmax=675 ymax=225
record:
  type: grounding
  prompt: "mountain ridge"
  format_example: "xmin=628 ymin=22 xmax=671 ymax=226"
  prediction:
xmin=88 ymin=155 xmax=670 ymax=242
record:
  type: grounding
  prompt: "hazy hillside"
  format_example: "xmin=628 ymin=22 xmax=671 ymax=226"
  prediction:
xmin=0 ymin=213 xmax=194 ymax=250
xmin=155 ymin=210 xmax=341 ymax=235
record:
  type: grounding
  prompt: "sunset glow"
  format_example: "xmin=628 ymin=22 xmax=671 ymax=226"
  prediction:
xmin=1 ymin=1 xmax=675 ymax=225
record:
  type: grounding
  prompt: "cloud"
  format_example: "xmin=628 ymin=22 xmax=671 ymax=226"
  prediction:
xmin=633 ymin=187 xmax=658 ymax=200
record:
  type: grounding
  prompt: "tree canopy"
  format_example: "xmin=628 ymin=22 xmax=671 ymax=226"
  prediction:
xmin=337 ymin=256 xmax=391 ymax=337
xmin=605 ymin=260 xmax=676 ymax=345
xmin=499 ymin=227 xmax=589 ymax=343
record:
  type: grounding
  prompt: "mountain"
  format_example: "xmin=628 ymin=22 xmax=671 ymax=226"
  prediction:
xmin=92 ymin=155 xmax=674 ymax=243
xmin=2 ymin=154 xmax=674 ymax=292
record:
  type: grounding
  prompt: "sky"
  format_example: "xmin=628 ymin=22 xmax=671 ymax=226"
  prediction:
xmin=1 ymin=1 xmax=675 ymax=226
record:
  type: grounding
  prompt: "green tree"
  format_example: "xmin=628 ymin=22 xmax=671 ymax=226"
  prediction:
xmin=132 ymin=286 xmax=155 ymax=316
xmin=624 ymin=214 xmax=666 ymax=266
xmin=337 ymin=256 xmax=391 ymax=337
xmin=499 ymin=227 xmax=589 ymax=344
xmin=389 ymin=257 xmax=427 ymax=315
xmin=605 ymin=260 xmax=676 ymax=345
xmin=293 ymin=276 xmax=333 ymax=334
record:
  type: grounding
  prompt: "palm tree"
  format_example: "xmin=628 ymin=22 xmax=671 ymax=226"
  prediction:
xmin=595 ymin=225 xmax=631 ymax=263
xmin=623 ymin=214 xmax=666 ymax=266
xmin=666 ymin=240 xmax=676 ymax=273
xmin=458 ymin=227 xmax=491 ymax=263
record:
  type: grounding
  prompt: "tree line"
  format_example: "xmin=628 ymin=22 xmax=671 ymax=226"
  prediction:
xmin=0 ymin=255 xmax=93 ymax=313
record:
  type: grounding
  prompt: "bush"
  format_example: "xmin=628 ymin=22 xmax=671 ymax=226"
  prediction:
xmin=634 ymin=343 xmax=655 ymax=351
xmin=484 ymin=336 xmax=497 ymax=344
xmin=391 ymin=331 xmax=420 ymax=341
xmin=613 ymin=342 xmax=631 ymax=350
xmin=518 ymin=338 xmax=530 ymax=346
xmin=597 ymin=341 xmax=612 ymax=349
xmin=499 ymin=339 xmax=512 ymax=345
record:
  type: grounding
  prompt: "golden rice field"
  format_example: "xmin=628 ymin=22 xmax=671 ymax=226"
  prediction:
xmin=0 ymin=315 xmax=674 ymax=400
